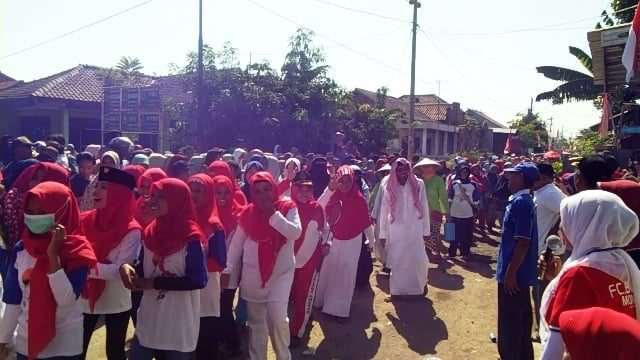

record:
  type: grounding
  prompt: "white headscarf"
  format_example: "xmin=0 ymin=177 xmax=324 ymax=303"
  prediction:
xmin=148 ymin=153 xmax=167 ymax=169
xmin=265 ymin=154 xmax=281 ymax=180
xmin=101 ymin=151 xmax=121 ymax=169
xmin=540 ymin=190 xmax=640 ymax=345
xmin=233 ymin=148 xmax=247 ymax=166
xmin=284 ymin=157 xmax=300 ymax=173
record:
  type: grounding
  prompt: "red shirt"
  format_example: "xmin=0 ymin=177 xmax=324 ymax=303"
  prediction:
xmin=545 ymin=266 xmax=636 ymax=329
xmin=600 ymin=180 xmax=640 ymax=250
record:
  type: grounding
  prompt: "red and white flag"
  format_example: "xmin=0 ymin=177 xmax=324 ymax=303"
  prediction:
xmin=622 ymin=2 xmax=640 ymax=82
xmin=599 ymin=93 xmax=612 ymax=137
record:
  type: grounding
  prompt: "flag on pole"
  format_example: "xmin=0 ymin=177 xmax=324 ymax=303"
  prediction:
xmin=599 ymin=93 xmax=612 ymax=138
xmin=622 ymin=3 xmax=640 ymax=82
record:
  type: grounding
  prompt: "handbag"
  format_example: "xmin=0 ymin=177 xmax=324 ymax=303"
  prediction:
xmin=444 ymin=222 xmax=456 ymax=242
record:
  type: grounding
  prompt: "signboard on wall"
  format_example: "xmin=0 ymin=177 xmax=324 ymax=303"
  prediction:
xmin=101 ymin=86 xmax=161 ymax=144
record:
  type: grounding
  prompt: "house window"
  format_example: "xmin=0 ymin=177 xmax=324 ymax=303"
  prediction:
xmin=447 ymin=132 xmax=455 ymax=154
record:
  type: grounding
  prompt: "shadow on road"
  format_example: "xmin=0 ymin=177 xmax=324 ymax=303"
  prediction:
xmin=428 ymin=261 xmax=464 ymax=291
xmin=374 ymin=273 xmax=390 ymax=294
xmin=387 ymin=297 xmax=448 ymax=355
xmin=451 ymin=254 xmax=496 ymax=279
xmin=312 ymin=286 xmax=381 ymax=360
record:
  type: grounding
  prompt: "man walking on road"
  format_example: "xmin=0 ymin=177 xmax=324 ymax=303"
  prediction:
xmin=532 ymin=163 xmax=566 ymax=336
xmin=496 ymin=162 xmax=539 ymax=360
xmin=378 ymin=158 xmax=430 ymax=299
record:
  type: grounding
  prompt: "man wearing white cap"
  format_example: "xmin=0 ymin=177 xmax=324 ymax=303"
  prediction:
xmin=414 ymin=158 xmax=448 ymax=260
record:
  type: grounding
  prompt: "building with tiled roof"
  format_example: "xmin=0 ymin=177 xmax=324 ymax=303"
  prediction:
xmin=353 ymin=88 xmax=466 ymax=157
xmin=0 ymin=71 xmax=17 ymax=91
xmin=0 ymin=65 xmax=189 ymax=150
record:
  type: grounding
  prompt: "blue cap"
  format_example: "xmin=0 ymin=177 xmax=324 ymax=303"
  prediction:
xmin=504 ymin=162 xmax=540 ymax=183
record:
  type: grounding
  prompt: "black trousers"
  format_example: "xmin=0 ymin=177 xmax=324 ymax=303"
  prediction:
xmin=130 ymin=291 xmax=143 ymax=327
xmin=449 ymin=217 xmax=473 ymax=257
xmin=18 ymin=355 xmax=81 ymax=360
xmin=220 ymin=288 xmax=241 ymax=353
xmin=196 ymin=316 xmax=222 ymax=360
xmin=82 ymin=311 xmax=130 ymax=360
xmin=628 ymin=249 xmax=640 ymax=269
xmin=497 ymin=283 xmax=533 ymax=360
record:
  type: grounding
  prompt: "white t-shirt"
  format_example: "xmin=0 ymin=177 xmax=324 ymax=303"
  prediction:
xmin=0 ymin=248 xmax=85 ymax=358
xmin=534 ymin=183 xmax=566 ymax=255
xmin=449 ymin=182 xmax=477 ymax=219
xmin=81 ymin=229 xmax=141 ymax=314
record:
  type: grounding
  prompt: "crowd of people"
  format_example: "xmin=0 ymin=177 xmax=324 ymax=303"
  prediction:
xmin=0 ymin=133 xmax=638 ymax=359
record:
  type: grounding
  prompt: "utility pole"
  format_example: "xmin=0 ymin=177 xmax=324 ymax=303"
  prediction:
xmin=407 ymin=0 xmax=421 ymax=161
xmin=197 ymin=0 xmax=206 ymax=150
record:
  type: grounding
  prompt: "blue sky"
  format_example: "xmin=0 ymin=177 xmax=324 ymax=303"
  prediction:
xmin=1 ymin=0 xmax=614 ymax=135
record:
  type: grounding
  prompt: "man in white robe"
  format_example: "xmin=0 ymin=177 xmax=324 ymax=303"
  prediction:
xmin=379 ymin=158 xmax=431 ymax=297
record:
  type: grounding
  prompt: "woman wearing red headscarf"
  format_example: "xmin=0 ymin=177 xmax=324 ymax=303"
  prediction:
xmin=207 ymin=160 xmax=248 ymax=206
xmin=133 ymin=168 xmax=167 ymax=228
xmin=0 ymin=182 xmax=97 ymax=360
xmin=211 ymin=175 xmax=244 ymax=357
xmin=288 ymin=170 xmax=328 ymax=345
xmin=0 ymin=162 xmax=69 ymax=261
xmin=315 ymin=165 xmax=374 ymax=319
xmin=80 ymin=167 xmax=141 ymax=360
xmin=120 ymin=178 xmax=207 ymax=358
xmin=188 ymin=174 xmax=227 ymax=360
xmin=223 ymin=172 xmax=302 ymax=360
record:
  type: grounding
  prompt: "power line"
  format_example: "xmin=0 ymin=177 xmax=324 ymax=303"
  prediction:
xmin=431 ymin=4 xmax=639 ymax=37
xmin=243 ymin=0 xmax=435 ymax=88
xmin=306 ymin=0 xmax=410 ymax=24
xmin=0 ymin=0 xmax=154 ymax=60
xmin=417 ymin=28 xmax=521 ymax=113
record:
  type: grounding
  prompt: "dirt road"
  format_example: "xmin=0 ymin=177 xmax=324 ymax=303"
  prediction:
xmin=87 ymin=232 xmax=541 ymax=359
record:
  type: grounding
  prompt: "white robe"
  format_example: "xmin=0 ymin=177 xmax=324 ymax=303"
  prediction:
xmin=379 ymin=179 xmax=430 ymax=296
xmin=314 ymin=188 xmax=374 ymax=317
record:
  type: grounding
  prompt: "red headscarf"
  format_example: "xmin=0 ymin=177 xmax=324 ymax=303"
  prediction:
xmin=11 ymin=162 xmax=69 ymax=193
xmin=327 ymin=166 xmax=371 ymax=240
xmin=470 ymin=164 xmax=487 ymax=192
xmin=211 ymin=175 xmax=242 ymax=236
xmin=560 ymin=307 xmax=640 ymax=360
xmin=134 ymin=168 xmax=167 ymax=228
xmin=291 ymin=183 xmax=324 ymax=254
xmin=22 ymin=182 xmax=97 ymax=359
xmin=123 ymin=165 xmax=146 ymax=184
xmin=80 ymin=181 xmax=141 ymax=311
xmin=207 ymin=160 xmax=248 ymax=206
xmin=143 ymin=179 xmax=203 ymax=265
xmin=385 ymin=158 xmax=423 ymax=223
xmin=188 ymin=174 xmax=225 ymax=272
xmin=239 ymin=172 xmax=296 ymax=287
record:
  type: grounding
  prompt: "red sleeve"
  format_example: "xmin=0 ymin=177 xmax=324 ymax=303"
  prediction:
xmin=277 ymin=179 xmax=291 ymax=197
xmin=234 ymin=190 xmax=247 ymax=206
xmin=546 ymin=267 xmax=599 ymax=328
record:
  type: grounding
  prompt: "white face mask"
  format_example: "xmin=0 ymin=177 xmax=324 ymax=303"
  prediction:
xmin=23 ymin=200 xmax=69 ymax=235
xmin=24 ymin=213 xmax=55 ymax=234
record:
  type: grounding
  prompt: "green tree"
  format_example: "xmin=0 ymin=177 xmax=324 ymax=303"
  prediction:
xmin=163 ymin=31 xmax=399 ymax=153
xmin=536 ymin=47 xmax=603 ymax=104
xmin=510 ymin=111 xmax=549 ymax=150
xmin=116 ymin=56 xmax=143 ymax=75
xmin=598 ymin=0 xmax=637 ymax=27
xmin=571 ymin=128 xmax=615 ymax=156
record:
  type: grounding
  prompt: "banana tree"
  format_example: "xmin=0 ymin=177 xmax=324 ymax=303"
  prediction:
xmin=535 ymin=46 xmax=603 ymax=104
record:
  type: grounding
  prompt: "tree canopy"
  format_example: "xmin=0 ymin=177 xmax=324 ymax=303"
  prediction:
xmin=116 ymin=56 xmax=143 ymax=75
xmin=164 ymin=29 xmax=398 ymax=154
xmin=509 ymin=111 xmax=549 ymax=150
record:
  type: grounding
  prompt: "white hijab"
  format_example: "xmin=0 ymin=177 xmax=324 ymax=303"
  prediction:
xmin=540 ymin=190 xmax=640 ymax=340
